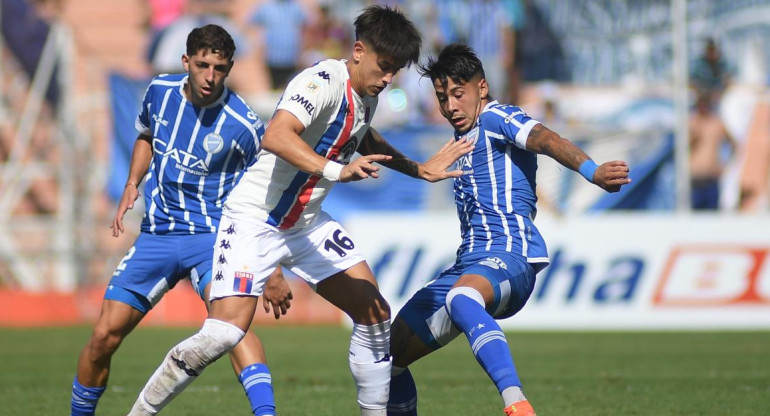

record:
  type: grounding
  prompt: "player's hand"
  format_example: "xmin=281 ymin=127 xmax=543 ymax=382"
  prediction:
xmin=111 ymin=183 xmax=140 ymax=237
xmin=339 ymin=154 xmax=393 ymax=182
xmin=593 ymin=160 xmax=631 ymax=193
xmin=419 ymin=137 xmax=475 ymax=182
xmin=261 ymin=267 xmax=293 ymax=319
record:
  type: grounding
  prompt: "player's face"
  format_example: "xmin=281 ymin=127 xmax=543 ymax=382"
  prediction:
xmin=433 ymin=75 xmax=488 ymax=134
xmin=182 ymin=48 xmax=233 ymax=107
xmin=350 ymin=41 xmax=400 ymax=97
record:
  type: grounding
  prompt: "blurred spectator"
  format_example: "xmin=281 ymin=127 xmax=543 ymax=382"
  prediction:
xmin=301 ymin=2 xmax=350 ymax=66
xmin=515 ymin=0 xmax=569 ymax=83
xmin=141 ymin=0 xmax=186 ymax=36
xmin=248 ymin=0 xmax=308 ymax=90
xmin=1 ymin=0 xmax=62 ymax=108
xmin=690 ymin=38 xmax=732 ymax=102
xmin=689 ymin=92 xmax=738 ymax=210
xmin=146 ymin=0 xmax=246 ymax=75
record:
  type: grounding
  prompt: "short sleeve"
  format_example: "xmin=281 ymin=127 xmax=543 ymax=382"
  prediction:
xmin=275 ymin=68 xmax=340 ymax=128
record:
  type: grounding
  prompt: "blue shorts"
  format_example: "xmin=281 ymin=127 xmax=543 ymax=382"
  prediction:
xmin=397 ymin=252 xmax=537 ymax=350
xmin=104 ymin=233 xmax=215 ymax=313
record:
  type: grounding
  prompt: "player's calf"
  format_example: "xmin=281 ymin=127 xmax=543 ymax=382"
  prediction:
xmin=129 ymin=319 xmax=244 ymax=415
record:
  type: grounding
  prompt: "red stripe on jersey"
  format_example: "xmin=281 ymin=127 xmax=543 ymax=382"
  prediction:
xmin=278 ymin=80 xmax=356 ymax=230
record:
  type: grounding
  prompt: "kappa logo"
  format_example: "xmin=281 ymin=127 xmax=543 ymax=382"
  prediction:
xmin=152 ymin=113 xmax=169 ymax=126
xmin=316 ymin=71 xmax=331 ymax=82
xmin=479 ymin=257 xmax=508 ymax=270
xmin=203 ymin=132 xmax=224 ymax=154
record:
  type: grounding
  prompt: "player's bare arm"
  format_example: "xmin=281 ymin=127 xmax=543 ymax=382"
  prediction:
xmin=359 ymin=128 xmax=473 ymax=182
xmin=111 ymin=134 xmax=153 ymax=237
xmin=264 ymin=110 xmax=391 ymax=183
xmin=261 ymin=267 xmax=293 ymax=319
xmin=525 ymin=123 xmax=631 ymax=193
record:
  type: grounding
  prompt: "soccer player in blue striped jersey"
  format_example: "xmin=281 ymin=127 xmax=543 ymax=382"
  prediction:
xmin=70 ymin=25 xmax=291 ymax=416
xmin=387 ymin=44 xmax=631 ymax=416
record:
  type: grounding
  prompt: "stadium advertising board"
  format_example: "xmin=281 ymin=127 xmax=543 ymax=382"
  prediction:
xmin=346 ymin=213 xmax=770 ymax=330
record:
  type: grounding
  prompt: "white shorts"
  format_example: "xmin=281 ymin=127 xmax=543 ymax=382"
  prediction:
xmin=209 ymin=210 xmax=366 ymax=300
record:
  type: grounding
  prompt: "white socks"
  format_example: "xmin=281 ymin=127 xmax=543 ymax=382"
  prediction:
xmin=349 ymin=321 xmax=392 ymax=415
xmin=128 ymin=319 xmax=245 ymax=415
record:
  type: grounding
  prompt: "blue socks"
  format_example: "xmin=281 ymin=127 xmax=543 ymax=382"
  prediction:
xmin=387 ymin=367 xmax=417 ymax=415
xmin=447 ymin=290 xmax=521 ymax=393
xmin=70 ymin=377 xmax=105 ymax=416
xmin=238 ymin=363 xmax=276 ymax=416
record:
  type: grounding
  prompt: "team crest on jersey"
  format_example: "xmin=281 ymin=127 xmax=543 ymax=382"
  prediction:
xmin=203 ymin=133 xmax=224 ymax=154
xmin=305 ymin=81 xmax=320 ymax=93
xmin=479 ymin=257 xmax=508 ymax=270
xmin=233 ymin=271 xmax=254 ymax=293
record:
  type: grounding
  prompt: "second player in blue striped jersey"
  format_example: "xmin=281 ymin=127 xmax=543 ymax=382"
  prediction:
xmin=136 ymin=72 xmax=263 ymax=234
xmin=388 ymin=44 xmax=631 ymax=416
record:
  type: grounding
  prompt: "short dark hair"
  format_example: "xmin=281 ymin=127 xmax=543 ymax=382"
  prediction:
xmin=354 ymin=5 xmax=421 ymax=69
xmin=186 ymin=24 xmax=236 ymax=61
xmin=418 ymin=43 xmax=486 ymax=89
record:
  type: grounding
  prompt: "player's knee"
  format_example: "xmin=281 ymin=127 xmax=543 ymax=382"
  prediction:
xmin=349 ymin=294 xmax=391 ymax=325
xmin=173 ymin=319 xmax=245 ymax=371
xmin=446 ymin=286 xmax=485 ymax=316
xmin=88 ymin=325 xmax=125 ymax=358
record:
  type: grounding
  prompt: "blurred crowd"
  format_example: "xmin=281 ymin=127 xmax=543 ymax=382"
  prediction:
xmin=0 ymin=0 xmax=768 ymax=218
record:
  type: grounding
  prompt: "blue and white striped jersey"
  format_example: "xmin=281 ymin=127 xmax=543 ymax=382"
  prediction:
xmin=453 ymin=100 xmax=550 ymax=270
xmin=135 ymin=73 xmax=264 ymax=235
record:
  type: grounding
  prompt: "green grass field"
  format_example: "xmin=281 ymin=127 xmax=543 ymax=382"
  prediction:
xmin=1 ymin=326 xmax=768 ymax=415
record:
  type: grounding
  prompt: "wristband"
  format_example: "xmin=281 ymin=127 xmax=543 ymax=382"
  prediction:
xmin=322 ymin=161 xmax=344 ymax=182
xmin=578 ymin=160 xmax=598 ymax=183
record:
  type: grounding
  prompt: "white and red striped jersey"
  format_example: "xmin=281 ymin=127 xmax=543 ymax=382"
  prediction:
xmin=224 ymin=59 xmax=378 ymax=229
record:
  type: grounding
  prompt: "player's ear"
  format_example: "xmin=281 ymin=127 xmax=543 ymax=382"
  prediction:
xmin=479 ymin=78 xmax=489 ymax=100
xmin=352 ymin=41 xmax=365 ymax=63
xmin=182 ymin=54 xmax=190 ymax=72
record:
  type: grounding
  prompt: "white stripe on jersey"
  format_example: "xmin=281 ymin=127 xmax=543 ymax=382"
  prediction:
xmin=180 ymin=107 xmax=204 ymax=233
xmin=515 ymin=214 xmax=528 ymax=258
xmin=161 ymin=92 xmax=187 ymax=232
xmin=468 ymin=170 xmax=491 ymax=253
xmin=149 ymin=88 xmax=174 ymax=233
xmin=485 ymin=131 xmax=514 ymax=252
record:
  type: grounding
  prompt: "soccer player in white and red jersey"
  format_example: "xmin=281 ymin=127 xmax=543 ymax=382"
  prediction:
xmin=386 ymin=44 xmax=631 ymax=416
xmin=70 ymin=25 xmax=291 ymax=416
xmin=126 ymin=6 xmax=473 ymax=416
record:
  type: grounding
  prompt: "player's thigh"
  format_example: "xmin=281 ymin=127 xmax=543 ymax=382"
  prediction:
xmin=91 ymin=299 xmax=146 ymax=342
xmin=208 ymin=214 xmax=288 ymax=301
xmin=396 ymin=267 xmax=464 ymax=351
xmin=105 ymin=233 xmax=182 ymax=313
xmin=316 ymin=262 xmax=390 ymax=324
xmin=284 ymin=212 xmax=367 ymax=288
xmin=177 ymin=233 xmax=219 ymax=304
xmin=285 ymin=213 xmax=381 ymax=321
xmin=460 ymin=253 xmax=536 ymax=319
